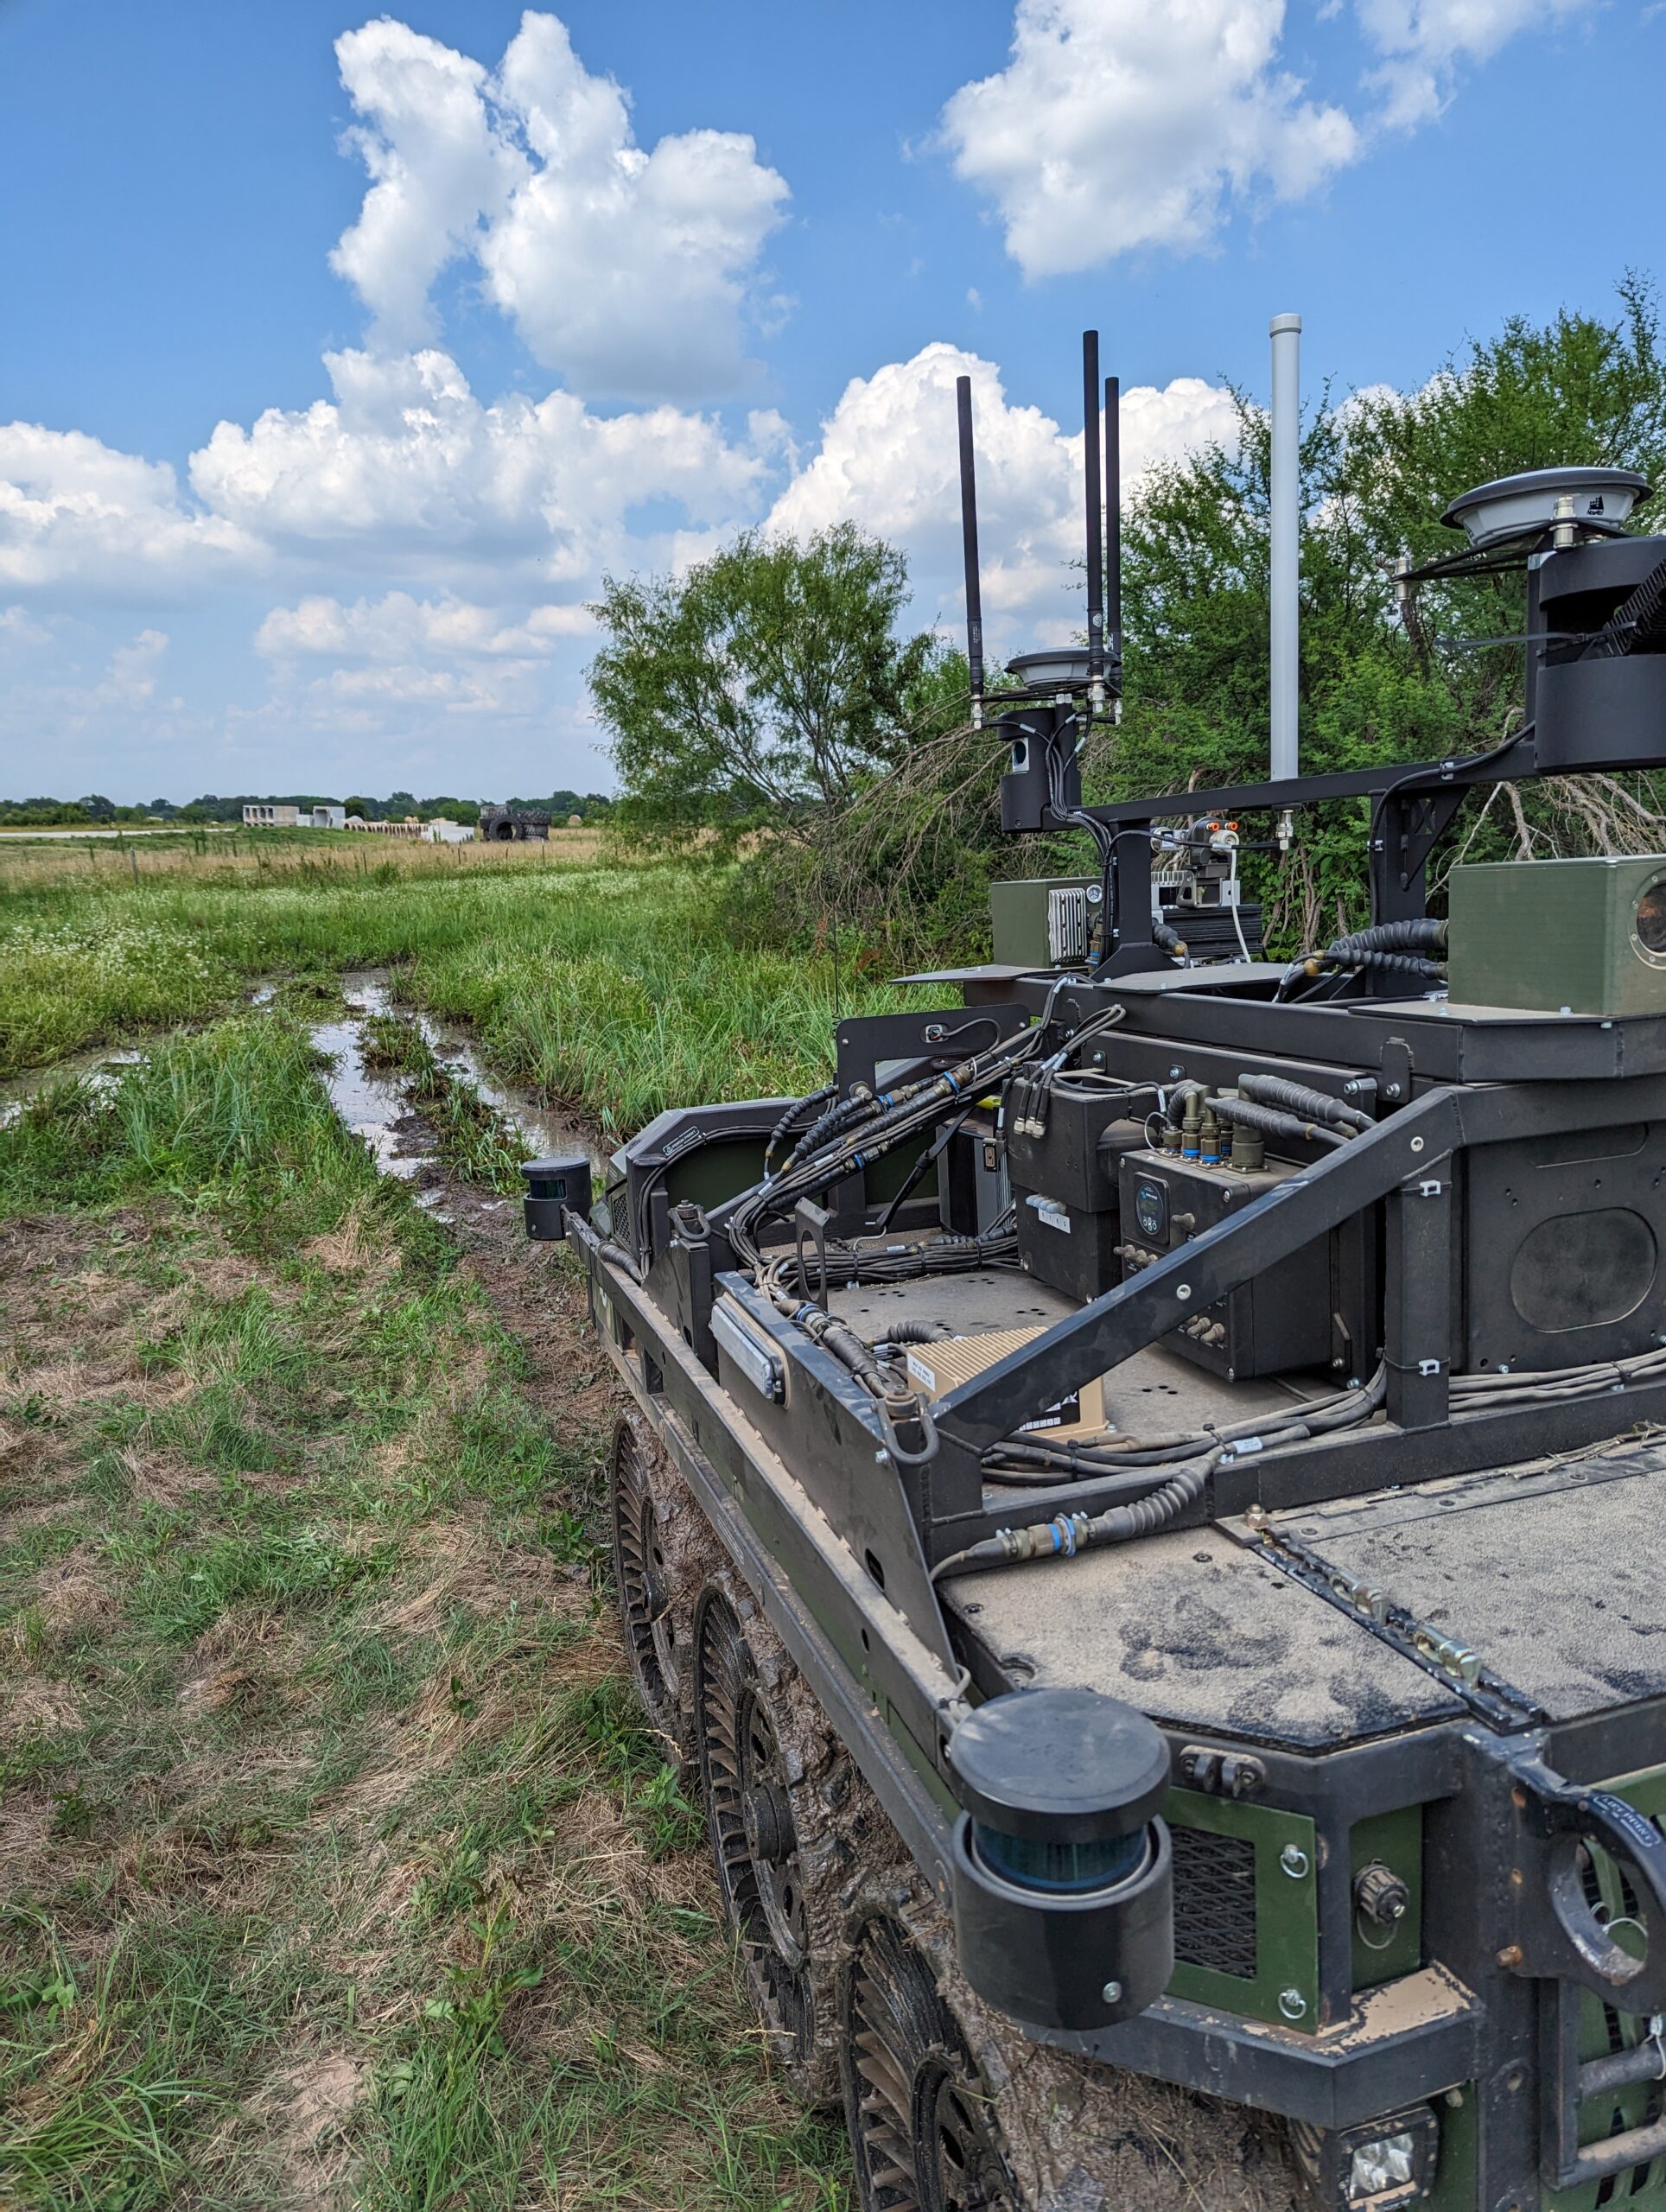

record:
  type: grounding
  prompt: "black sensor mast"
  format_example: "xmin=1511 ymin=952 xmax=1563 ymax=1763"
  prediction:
xmin=1083 ymin=331 xmax=1104 ymax=712
xmin=1104 ymin=372 xmax=1122 ymax=698
xmin=956 ymin=373 xmax=985 ymax=728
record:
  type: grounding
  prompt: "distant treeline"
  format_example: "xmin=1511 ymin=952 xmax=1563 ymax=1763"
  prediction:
xmin=0 ymin=788 xmax=617 ymax=828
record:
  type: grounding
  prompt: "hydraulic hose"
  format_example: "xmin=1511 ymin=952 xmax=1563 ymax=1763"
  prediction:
xmin=879 ymin=1318 xmax=955 ymax=1345
xmin=963 ymin=1370 xmax=1389 ymax=1551
xmin=1275 ymin=916 xmax=1449 ymax=1001
xmin=1205 ymin=1093 xmax=1351 ymax=1150
xmin=1165 ymin=1079 xmax=1209 ymax=1128
xmin=1350 ymin=949 xmax=1446 ymax=983
xmin=1333 ymin=918 xmax=1447 ymax=960
xmin=598 ymin=1240 xmax=645 ymax=1282
xmin=934 ymin=1448 xmax=1227 ymax=1580
xmin=1235 ymin=1072 xmax=1373 ymax=1135
xmin=794 ymin=1306 xmax=893 ymax=1396
xmin=764 ymin=1083 xmax=836 ymax=1179
xmin=782 ymin=1085 xmax=874 ymax=1170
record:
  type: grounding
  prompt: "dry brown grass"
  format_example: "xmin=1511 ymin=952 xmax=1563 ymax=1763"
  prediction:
xmin=0 ymin=823 xmax=606 ymax=893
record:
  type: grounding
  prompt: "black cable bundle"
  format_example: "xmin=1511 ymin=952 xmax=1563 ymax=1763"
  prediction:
xmin=728 ymin=989 xmax=1125 ymax=1277
xmin=1275 ymin=916 xmax=1449 ymax=1001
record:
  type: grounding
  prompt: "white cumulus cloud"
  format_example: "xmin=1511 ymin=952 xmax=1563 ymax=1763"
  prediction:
xmin=1356 ymin=0 xmax=1598 ymax=128
xmin=331 ymin=11 xmax=789 ymax=398
xmin=769 ymin=343 xmax=1238 ymax=651
xmin=189 ymin=348 xmax=786 ymax=586
xmin=0 ymin=337 xmax=1238 ymax=779
xmin=255 ymin=590 xmax=591 ymax=662
xmin=329 ymin=21 xmax=519 ymax=346
xmin=941 ymin=0 xmax=1359 ymax=276
xmin=940 ymin=0 xmax=1598 ymax=275
xmin=0 ymin=424 xmax=257 ymax=591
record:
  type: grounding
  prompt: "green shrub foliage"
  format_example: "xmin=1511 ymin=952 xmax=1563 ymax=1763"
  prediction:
xmin=597 ymin=282 xmax=1666 ymax=962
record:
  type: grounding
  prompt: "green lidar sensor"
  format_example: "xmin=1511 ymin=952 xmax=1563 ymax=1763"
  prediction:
xmin=1447 ymin=854 xmax=1666 ymax=1016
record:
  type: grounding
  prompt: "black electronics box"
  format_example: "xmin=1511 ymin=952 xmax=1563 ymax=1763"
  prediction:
xmin=1116 ymin=1152 xmax=1372 ymax=1381
xmin=1009 ymin=1087 xmax=1150 ymax=1304
xmin=938 ymin=1109 xmax=1008 ymax=1238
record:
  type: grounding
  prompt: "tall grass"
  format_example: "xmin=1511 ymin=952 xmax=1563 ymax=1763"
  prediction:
xmin=0 ymin=1018 xmax=380 ymax=1232
xmin=1 ymin=861 xmax=918 ymax=1133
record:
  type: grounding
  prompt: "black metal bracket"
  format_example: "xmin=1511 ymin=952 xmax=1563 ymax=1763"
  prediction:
xmin=1503 ymin=1749 xmax=1666 ymax=2018
xmin=1081 ymin=739 xmax=1541 ymax=934
xmin=933 ymin=1087 xmax=1462 ymax=1450
xmin=1096 ymin=826 xmax=1170 ymax=976
xmin=1371 ymin=786 xmax=1466 ymax=924
xmin=793 ymin=1198 xmax=832 ymax=1313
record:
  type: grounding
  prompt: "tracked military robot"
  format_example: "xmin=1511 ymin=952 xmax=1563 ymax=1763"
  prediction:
xmin=525 ymin=331 xmax=1666 ymax=2211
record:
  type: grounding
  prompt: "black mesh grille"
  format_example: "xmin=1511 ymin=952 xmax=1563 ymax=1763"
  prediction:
xmin=1172 ymin=1825 xmax=1258 ymax=1980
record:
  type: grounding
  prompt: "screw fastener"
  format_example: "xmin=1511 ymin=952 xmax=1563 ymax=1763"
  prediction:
xmin=1101 ymin=1980 xmax=1122 ymax=2005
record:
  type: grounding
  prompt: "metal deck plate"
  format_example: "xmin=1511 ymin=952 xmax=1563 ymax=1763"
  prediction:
xmin=945 ymin=1525 xmax=1465 ymax=1751
xmin=1284 ymin=1442 xmax=1666 ymax=1723
xmin=948 ymin=1437 xmax=1666 ymax=1749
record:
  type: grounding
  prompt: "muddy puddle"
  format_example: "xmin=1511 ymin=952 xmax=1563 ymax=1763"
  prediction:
xmin=0 ymin=1046 xmax=146 ymax=1130
xmin=2 ymin=976 xmax=277 ymax=1126
xmin=3 ymin=969 xmax=601 ymax=1203
xmin=310 ymin=969 xmax=605 ymax=1217
xmin=3 ymin=972 xmax=601 ymax=1224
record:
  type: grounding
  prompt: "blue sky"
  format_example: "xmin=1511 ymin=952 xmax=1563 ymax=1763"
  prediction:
xmin=0 ymin=0 xmax=1659 ymax=803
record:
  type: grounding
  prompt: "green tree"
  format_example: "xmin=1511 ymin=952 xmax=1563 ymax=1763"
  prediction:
xmin=1106 ymin=277 xmax=1666 ymax=947
xmin=590 ymin=524 xmax=944 ymax=850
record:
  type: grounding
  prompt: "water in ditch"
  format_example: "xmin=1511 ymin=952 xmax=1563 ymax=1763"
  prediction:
xmin=309 ymin=970 xmax=606 ymax=1214
xmin=0 ymin=1046 xmax=147 ymax=1130
xmin=2 ymin=970 xmax=602 ymax=1211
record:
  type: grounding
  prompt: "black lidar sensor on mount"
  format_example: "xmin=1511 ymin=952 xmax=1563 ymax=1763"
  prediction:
xmin=947 ymin=1685 xmax=1173 ymax=2031
xmin=522 ymin=1154 xmax=593 ymax=1242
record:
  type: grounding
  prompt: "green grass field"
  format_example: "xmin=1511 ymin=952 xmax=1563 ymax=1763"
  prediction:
xmin=0 ymin=854 xmax=911 ymax=1133
xmin=0 ymin=863 xmax=861 ymax=2209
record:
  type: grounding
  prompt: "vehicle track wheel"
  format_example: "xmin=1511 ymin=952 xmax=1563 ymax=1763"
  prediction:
xmin=843 ymin=1917 xmax=1018 ymax=2212
xmin=696 ymin=1591 xmax=834 ymax=2100
xmin=610 ymin=1419 xmax=691 ymax=1770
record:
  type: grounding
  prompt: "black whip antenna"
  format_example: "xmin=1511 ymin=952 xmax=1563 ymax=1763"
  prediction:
xmin=1083 ymin=330 xmax=1104 ymax=711
xmin=1105 ymin=372 xmax=1122 ymax=701
xmin=956 ymin=373 xmax=985 ymax=728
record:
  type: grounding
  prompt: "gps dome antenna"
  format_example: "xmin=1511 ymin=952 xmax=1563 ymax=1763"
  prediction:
xmin=957 ymin=372 xmax=986 ymax=729
xmin=1084 ymin=330 xmax=1105 ymax=714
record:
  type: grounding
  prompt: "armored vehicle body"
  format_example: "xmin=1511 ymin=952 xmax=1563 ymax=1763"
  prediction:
xmin=526 ymin=339 xmax=1666 ymax=2210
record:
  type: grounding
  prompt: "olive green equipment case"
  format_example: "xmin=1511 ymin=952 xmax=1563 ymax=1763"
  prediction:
xmin=1447 ymin=853 xmax=1666 ymax=1016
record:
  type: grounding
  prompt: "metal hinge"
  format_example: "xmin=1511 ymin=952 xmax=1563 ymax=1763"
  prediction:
xmin=1235 ymin=1522 xmax=1544 ymax=1726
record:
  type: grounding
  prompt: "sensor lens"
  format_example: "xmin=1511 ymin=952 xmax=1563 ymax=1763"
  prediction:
xmin=971 ymin=1822 xmax=1148 ymax=1895
xmin=1348 ymin=2132 xmax=1416 ymax=2199
xmin=1637 ymin=882 xmax=1666 ymax=957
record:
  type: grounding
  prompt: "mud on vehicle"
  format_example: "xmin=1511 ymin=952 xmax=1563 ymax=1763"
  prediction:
xmin=525 ymin=337 xmax=1666 ymax=2210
